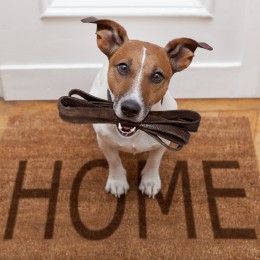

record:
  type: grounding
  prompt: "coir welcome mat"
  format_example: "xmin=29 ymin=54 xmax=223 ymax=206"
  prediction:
xmin=0 ymin=112 xmax=259 ymax=259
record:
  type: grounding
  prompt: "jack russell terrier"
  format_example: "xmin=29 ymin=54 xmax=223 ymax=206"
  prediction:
xmin=81 ymin=17 xmax=212 ymax=198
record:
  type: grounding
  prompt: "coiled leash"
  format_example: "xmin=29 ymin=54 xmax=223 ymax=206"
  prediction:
xmin=58 ymin=89 xmax=201 ymax=151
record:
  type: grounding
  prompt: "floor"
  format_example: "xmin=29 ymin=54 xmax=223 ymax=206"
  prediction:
xmin=0 ymin=98 xmax=260 ymax=170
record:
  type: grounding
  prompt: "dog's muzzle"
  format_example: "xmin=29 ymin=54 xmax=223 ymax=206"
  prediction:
xmin=116 ymin=99 xmax=141 ymax=137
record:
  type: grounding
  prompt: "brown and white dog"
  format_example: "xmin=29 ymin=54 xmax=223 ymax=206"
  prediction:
xmin=82 ymin=17 xmax=212 ymax=198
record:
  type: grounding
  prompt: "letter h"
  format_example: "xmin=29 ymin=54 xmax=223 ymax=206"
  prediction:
xmin=4 ymin=161 xmax=61 ymax=239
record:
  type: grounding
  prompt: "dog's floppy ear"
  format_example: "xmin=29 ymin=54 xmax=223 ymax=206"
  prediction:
xmin=165 ymin=38 xmax=213 ymax=73
xmin=81 ymin=17 xmax=129 ymax=58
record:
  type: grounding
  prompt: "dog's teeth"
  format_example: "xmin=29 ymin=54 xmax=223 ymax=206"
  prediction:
xmin=117 ymin=123 xmax=136 ymax=137
xmin=129 ymin=127 xmax=136 ymax=133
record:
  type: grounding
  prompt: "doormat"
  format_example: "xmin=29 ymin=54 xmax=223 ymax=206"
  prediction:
xmin=0 ymin=112 xmax=259 ymax=259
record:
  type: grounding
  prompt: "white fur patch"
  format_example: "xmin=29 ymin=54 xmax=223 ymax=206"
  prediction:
xmin=134 ymin=47 xmax=147 ymax=90
xmin=115 ymin=47 xmax=147 ymax=121
xmin=130 ymin=47 xmax=146 ymax=108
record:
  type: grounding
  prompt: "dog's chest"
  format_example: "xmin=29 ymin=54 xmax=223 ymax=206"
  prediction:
xmin=93 ymin=124 xmax=161 ymax=154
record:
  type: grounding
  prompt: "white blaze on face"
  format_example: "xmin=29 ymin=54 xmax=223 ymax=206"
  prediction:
xmin=128 ymin=47 xmax=147 ymax=121
xmin=115 ymin=46 xmax=148 ymax=122
xmin=134 ymin=47 xmax=147 ymax=94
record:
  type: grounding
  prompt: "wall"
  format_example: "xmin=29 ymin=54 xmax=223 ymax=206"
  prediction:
xmin=0 ymin=75 xmax=3 ymax=97
xmin=0 ymin=0 xmax=259 ymax=100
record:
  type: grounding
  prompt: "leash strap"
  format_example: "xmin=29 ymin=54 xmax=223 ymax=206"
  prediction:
xmin=58 ymin=89 xmax=201 ymax=151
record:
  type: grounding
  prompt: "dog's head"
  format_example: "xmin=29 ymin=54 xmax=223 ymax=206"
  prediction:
xmin=82 ymin=17 xmax=212 ymax=137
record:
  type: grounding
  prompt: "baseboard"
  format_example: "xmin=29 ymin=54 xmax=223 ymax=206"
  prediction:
xmin=1 ymin=62 xmax=257 ymax=100
xmin=1 ymin=64 xmax=102 ymax=100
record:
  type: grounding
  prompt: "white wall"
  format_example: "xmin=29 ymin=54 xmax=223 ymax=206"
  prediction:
xmin=0 ymin=75 xmax=3 ymax=97
xmin=0 ymin=0 xmax=259 ymax=100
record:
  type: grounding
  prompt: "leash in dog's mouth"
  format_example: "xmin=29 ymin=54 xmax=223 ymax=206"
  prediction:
xmin=117 ymin=122 xmax=137 ymax=137
xmin=57 ymin=89 xmax=201 ymax=151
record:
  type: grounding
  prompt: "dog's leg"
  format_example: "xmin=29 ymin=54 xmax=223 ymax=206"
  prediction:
xmin=139 ymin=146 xmax=166 ymax=198
xmin=97 ymin=135 xmax=129 ymax=197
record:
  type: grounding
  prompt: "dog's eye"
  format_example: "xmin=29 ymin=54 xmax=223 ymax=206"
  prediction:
xmin=117 ymin=63 xmax=129 ymax=75
xmin=151 ymin=72 xmax=164 ymax=84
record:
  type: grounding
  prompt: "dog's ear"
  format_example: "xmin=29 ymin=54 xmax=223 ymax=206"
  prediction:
xmin=165 ymin=38 xmax=213 ymax=73
xmin=81 ymin=17 xmax=129 ymax=58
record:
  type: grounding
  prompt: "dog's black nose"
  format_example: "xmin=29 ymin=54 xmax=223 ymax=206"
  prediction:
xmin=121 ymin=100 xmax=141 ymax=118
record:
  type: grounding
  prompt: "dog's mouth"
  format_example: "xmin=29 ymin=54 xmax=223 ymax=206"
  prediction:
xmin=117 ymin=122 xmax=137 ymax=137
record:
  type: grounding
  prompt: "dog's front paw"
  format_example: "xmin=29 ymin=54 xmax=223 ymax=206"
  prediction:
xmin=139 ymin=171 xmax=161 ymax=198
xmin=105 ymin=171 xmax=129 ymax=198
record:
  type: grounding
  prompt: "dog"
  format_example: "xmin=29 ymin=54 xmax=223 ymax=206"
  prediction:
xmin=82 ymin=17 xmax=212 ymax=198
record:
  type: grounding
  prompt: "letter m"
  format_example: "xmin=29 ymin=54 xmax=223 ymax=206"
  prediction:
xmin=139 ymin=161 xmax=196 ymax=239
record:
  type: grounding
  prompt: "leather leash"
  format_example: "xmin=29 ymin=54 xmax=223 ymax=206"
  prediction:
xmin=58 ymin=89 xmax=201 ymax=151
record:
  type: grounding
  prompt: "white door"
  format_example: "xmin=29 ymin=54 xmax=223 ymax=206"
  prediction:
xmin=0 ymin=0 xmax=260 ymax=100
